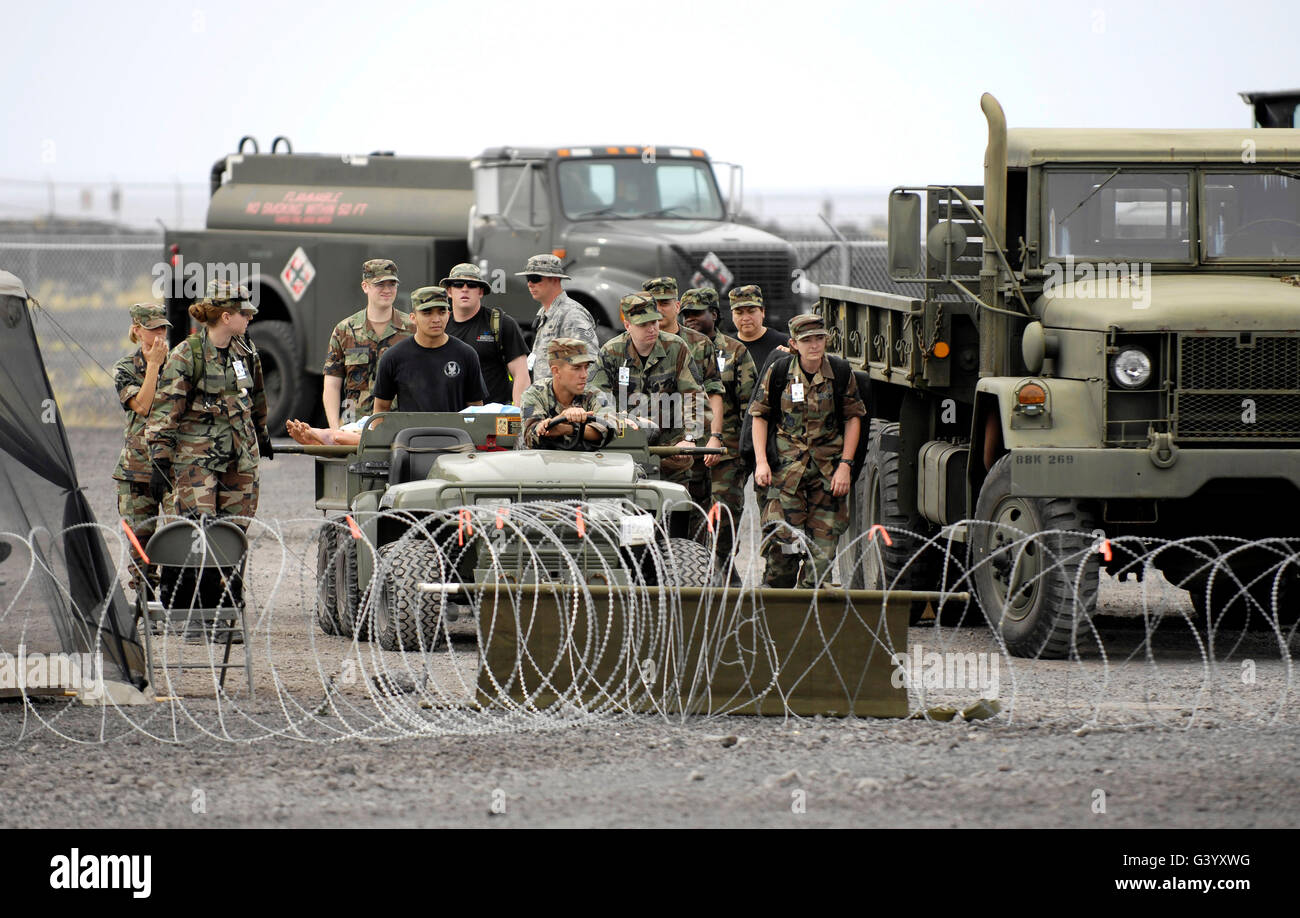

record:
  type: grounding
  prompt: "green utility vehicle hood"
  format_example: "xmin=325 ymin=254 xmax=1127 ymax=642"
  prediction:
xmin=1037 ymin=274 xmax=1300 ymax=332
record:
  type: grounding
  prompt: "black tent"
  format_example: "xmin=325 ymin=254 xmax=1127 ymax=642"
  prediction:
xmin=0 ymin=269 xmax=144 ymax=691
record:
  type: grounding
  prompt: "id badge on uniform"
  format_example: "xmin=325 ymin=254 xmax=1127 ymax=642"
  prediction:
xmin=618 ymin=366 xmax=631 ymax=385
xmin=232 ymin=358 xmax=253 ymax=389
xmin=527 ymin=352 xmax=537 ymax=373
xmin=717 ymin=353 xmax=726 ymax=373
xmin=791 ymin=381 xmax=805 ymax=403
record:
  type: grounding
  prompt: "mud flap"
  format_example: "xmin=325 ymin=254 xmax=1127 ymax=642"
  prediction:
xmin=476 ymin=585 xmax=922 ymax=717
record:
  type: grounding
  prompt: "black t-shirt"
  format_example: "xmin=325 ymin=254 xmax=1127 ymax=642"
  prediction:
xmin=739 ymin=327 xmax=791 ymax=378
xmin=373 ymin=335 xmax=488 ymax=412
xmin=447 ymin=306 xmax=529 ymax=404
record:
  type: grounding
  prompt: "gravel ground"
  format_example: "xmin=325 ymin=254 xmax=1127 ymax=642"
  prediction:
xmin=0 ymin=426 xmax=1296 ymax=829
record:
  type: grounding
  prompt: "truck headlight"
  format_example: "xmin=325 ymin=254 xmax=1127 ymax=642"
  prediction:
xmin=1110 ymin=347 xmax=1152 ymax=389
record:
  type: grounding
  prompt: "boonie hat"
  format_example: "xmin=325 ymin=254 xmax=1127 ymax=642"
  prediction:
xmin=515 ymin=254 xmax=571 ymax=279
xmin=439 ymin=262 xmax=491 ymax=291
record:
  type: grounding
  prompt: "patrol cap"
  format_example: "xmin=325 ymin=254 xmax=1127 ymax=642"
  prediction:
xmin=515 ymin=253 xmax=571 ymax=279
xmin=641 ymin=276 xmax=679 ymax=301
xmin=410 ymin=286 xmax=450 ymax=311
xmin=548 ymin=337 xmax=596 ymax=366
xmin=620 ymin=293 xmax=662 ymax=326
xmin=205 ymin=279 xmax=256 ymax=314
xmin=789 ymin=312 xmax=828 ymax=341
xmin=729 ymin=284 xmax=764 ymax=310
xmin=129 ymin=302 xmax=172 ymax=328
xmin=678 ymin=287 xmax=718 ymax=314
xmin=439 ymin=262 xmax=491 ymax=291
xmin=362 ymin=258 xmax=399 ymax=284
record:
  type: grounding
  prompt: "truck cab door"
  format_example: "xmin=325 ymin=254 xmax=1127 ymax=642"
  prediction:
xmin=470 ymin=162 xmax=551 ymax=324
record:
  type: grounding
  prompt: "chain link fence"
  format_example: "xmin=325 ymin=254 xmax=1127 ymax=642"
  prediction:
xmin=1 ymin=234 xmax=164 ymax=427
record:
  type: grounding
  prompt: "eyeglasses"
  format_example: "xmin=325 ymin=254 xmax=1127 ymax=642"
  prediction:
xmin=525 ymin=274 xmax=544 ymax=284
xmin=446 ymin=281 xmax=471 ymax=289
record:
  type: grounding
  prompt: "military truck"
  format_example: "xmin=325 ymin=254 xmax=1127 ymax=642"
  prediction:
xmin=163 ymin=141 xmax=806 ymax=429
xmin=827 ymin=93 xmax=1300 ymax=657
xmin=303 ymin=412 xmax=717 ymax=651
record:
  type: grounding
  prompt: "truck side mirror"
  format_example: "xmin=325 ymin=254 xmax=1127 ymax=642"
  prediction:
xmin=888 ymin=192 xmax=923 ymax=279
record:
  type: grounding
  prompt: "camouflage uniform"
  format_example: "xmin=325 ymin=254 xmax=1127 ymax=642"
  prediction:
xmin=589 ymin=295 xmax=703 ymax=484
xmin=112 ymin=303 xmax=173 ymax=545
xmin=750 ymin=314 xmax=865 ymax=588
xmin=644 ymin=277 xmax=724 ymax=508
xmin=148 ymin=283 xmax=271 ymax=527
xmin=519 ymin=340 xmax=615 ymax=449
xmin=517 ymin=254 xmax=598 ymax=385
xmin=322 ymin=258 xmax=412 ymax=422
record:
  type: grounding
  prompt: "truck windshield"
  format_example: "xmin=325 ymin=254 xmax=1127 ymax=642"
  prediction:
xmin=558 ymin=159 xmax=724 ymax=220
xmin=1202 ymin=172 xmax=1300 ymax=260
xmin=1043 ymin=170 xmax=1192 ymax=261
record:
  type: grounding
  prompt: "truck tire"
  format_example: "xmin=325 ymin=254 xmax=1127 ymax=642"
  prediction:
xmin=848 ymin=421 xmax=944 ymax=623
xmin=971 ymin=454 xmax=1099 ymax=659
xmin=334 ymin=536 xmax=369 ymax=640
xmin=315 ymin=522 xmax=340 ymax=635
xmin=373 ymin=542 xmax=446 ymax=652
xmin=664 ymin=537 xmax=721 ymax=588
xmin=249 ymin=320 xmax=311 ymax=432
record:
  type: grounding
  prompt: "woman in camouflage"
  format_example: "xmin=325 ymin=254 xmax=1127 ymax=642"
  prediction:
xmin=112 ymin=303 xmax=172 ymax=564
xmin=147 ymin=281 xmax=272 ymax=527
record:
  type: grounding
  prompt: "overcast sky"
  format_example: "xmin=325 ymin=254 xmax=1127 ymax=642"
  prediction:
xmin=2 ymin=0 xmax=1295 ymax=193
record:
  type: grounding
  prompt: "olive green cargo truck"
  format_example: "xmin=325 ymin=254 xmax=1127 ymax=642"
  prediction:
xmin=827 ymin=94 xmax=1300 ymax=656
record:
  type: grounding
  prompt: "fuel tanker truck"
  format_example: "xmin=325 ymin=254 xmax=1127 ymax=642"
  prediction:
xmin=161 ymin=140 xmax=807 ymax=429
xmin=827 ymin=93 xmax=1300 ymax=657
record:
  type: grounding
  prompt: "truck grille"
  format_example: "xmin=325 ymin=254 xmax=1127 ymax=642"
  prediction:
xmin=1176 ymin=334 xmax=1300 ymax=441
xmin=676 ymin=247 xmax=796 ymax=319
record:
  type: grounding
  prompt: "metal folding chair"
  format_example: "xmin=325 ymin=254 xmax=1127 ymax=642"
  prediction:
xmin=136 ymin=518 xmax=254 ymax=698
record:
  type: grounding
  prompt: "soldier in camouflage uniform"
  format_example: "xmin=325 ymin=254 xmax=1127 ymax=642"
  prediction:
xmin=321 ymin=258 xmax=413 ymax=427
xmin=680 ymin=287 xmax=757 ymax=565
xmin=112 ymin=303 xmax=173 ymax=567
xmin=148 ymin=280 xmax=273 ymax=528
xmin=589 ymin=294 xmax=703 ymax=483
xmin=519 ymin=338 xmax=616 ymax=450
xmin=750 ymin=313 xmax=865 ymax=589
xmin=517 ymin=254 xmax=598 ymax=385
xmin=642 ymin=277 xmax=725 ymax=509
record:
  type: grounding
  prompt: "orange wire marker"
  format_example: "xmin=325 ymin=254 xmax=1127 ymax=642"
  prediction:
xmin=1098 ymin=539 xmax=1113 ymax=562
xmin=120 ymin=519 xmax=149 ymax=564
xmin=496 ymin=506 xmax=508 ymax=530
xmin=866 ymin=524 xmax=894 ymax=547
xmin=458 ymin=508 xmax=473 ymax=545
xmin=345 ymin=514 xmax=363 ymax=540
xmin=575 ymin=507 xmax=586 ymax=539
